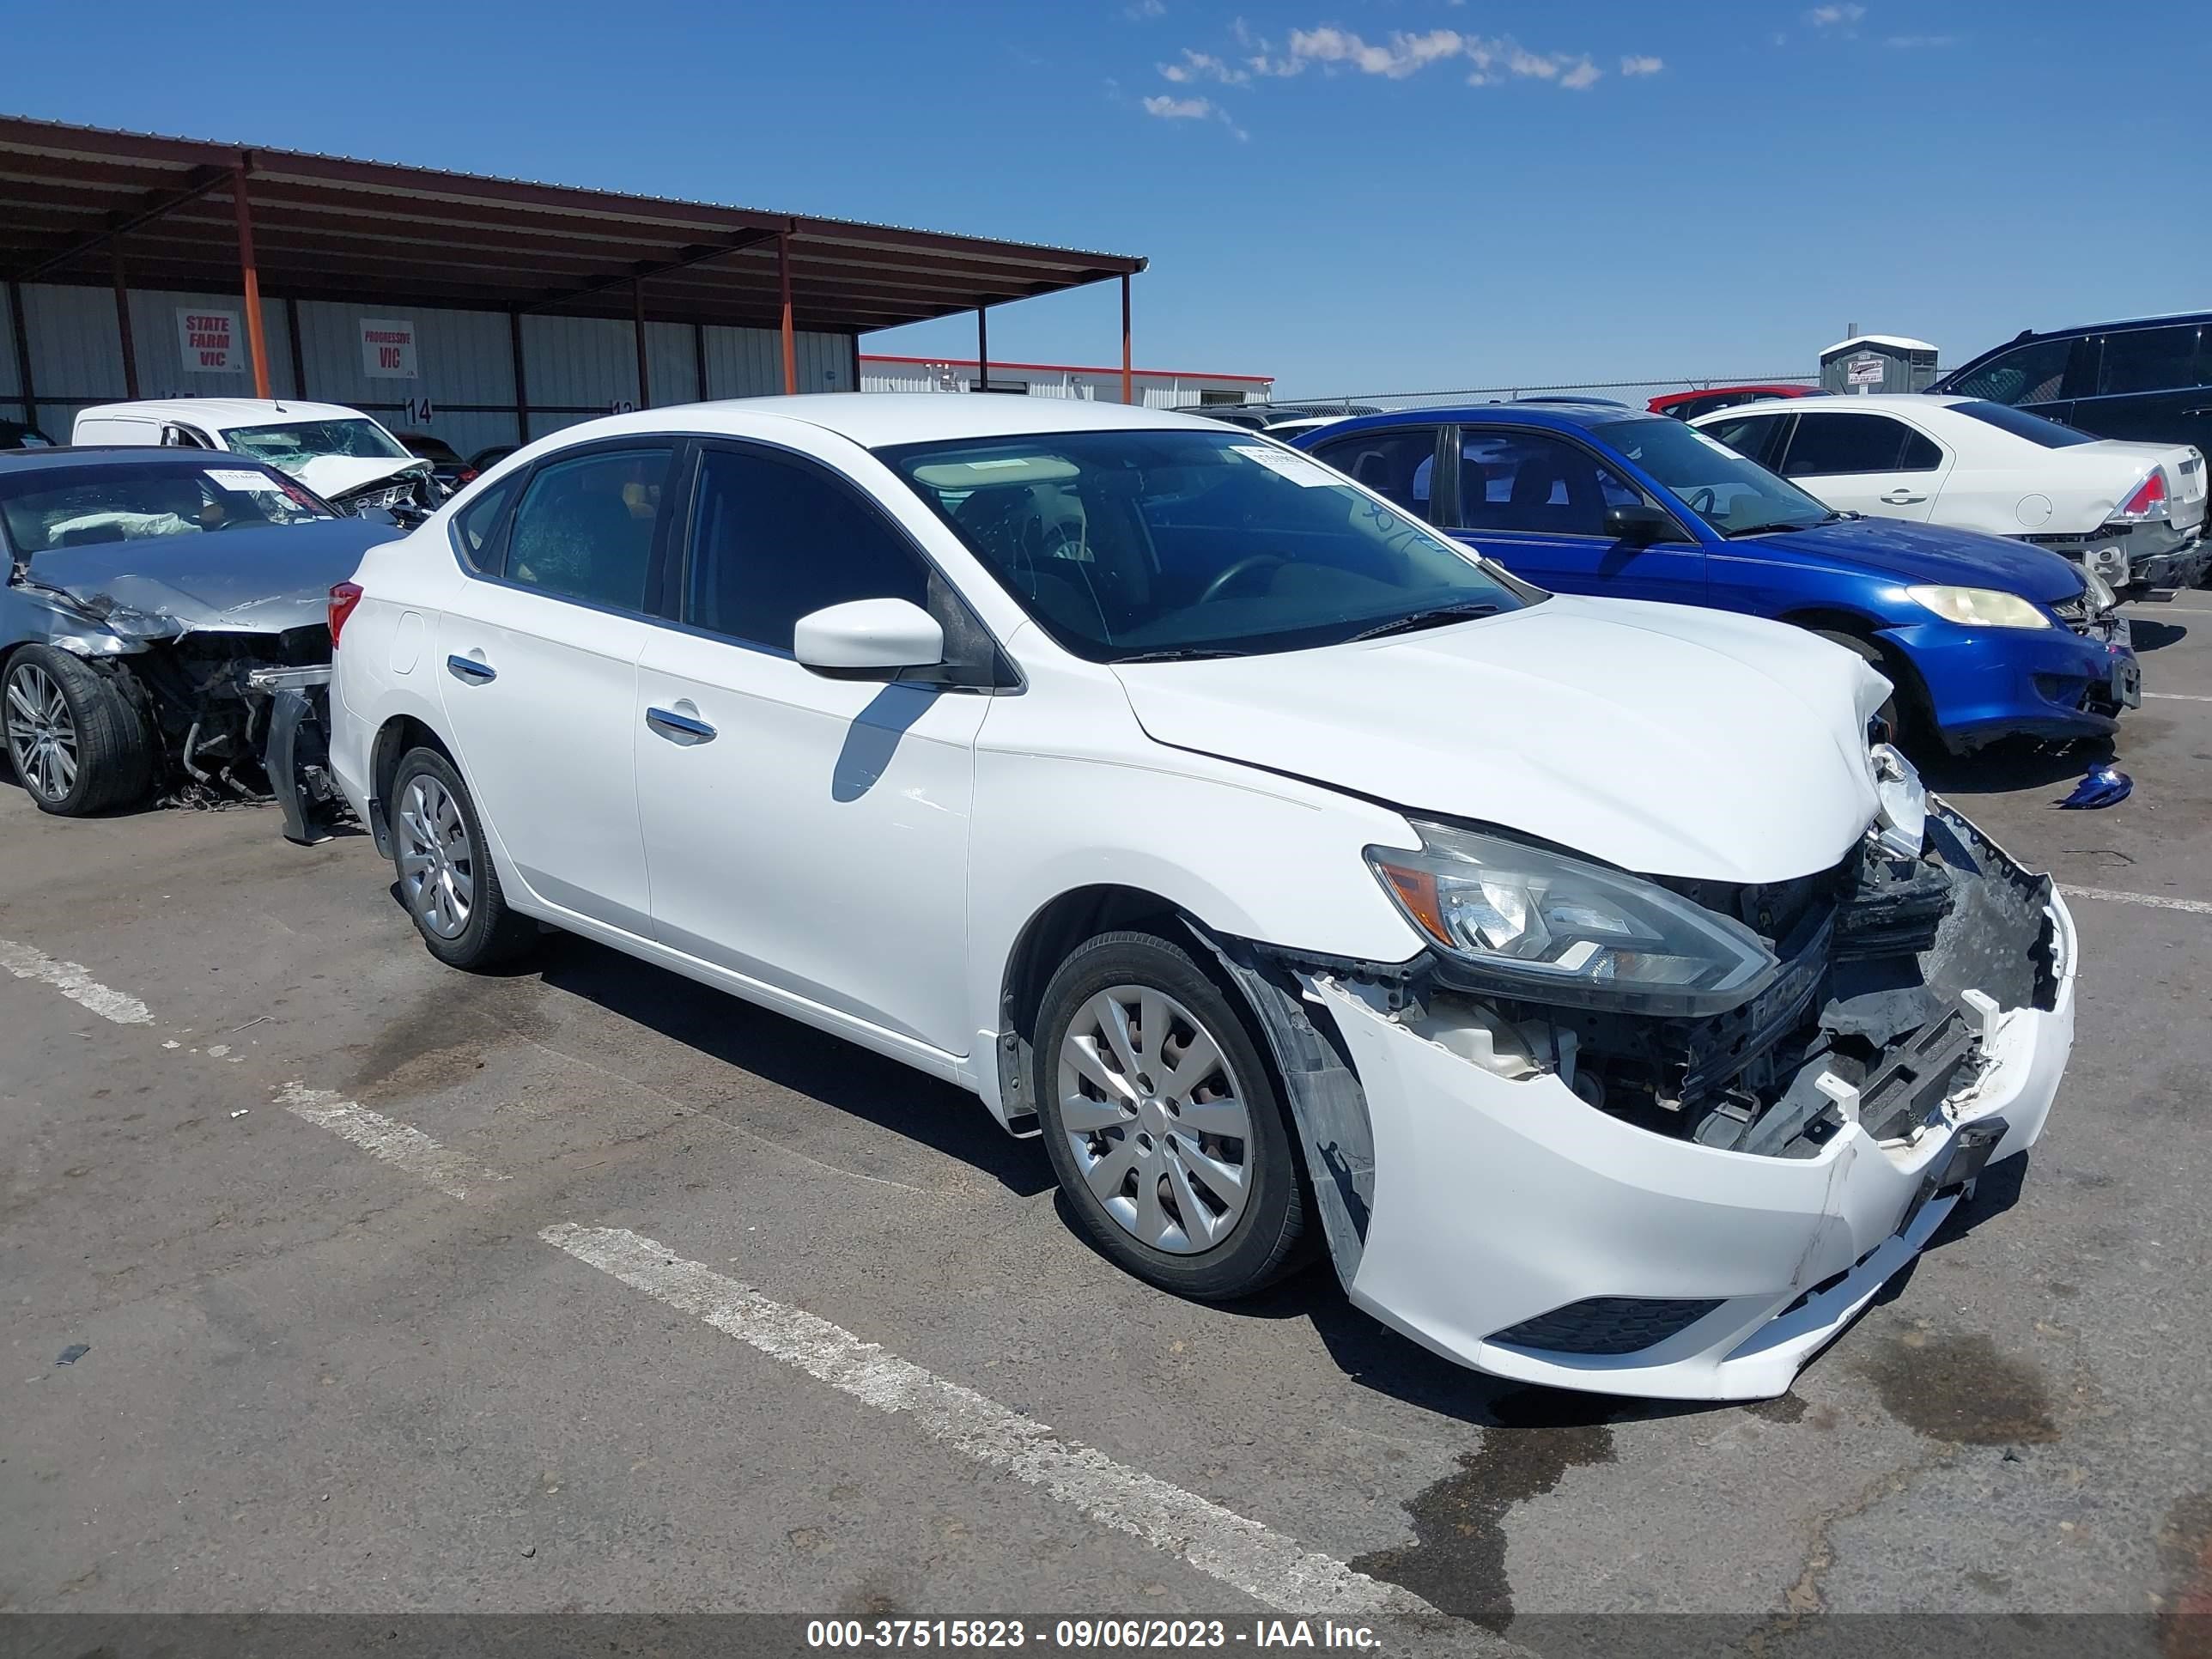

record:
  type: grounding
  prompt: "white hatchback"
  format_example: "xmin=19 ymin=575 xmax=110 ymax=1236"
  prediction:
xmin=328 ymin=395 xmax=2076 ymax=1401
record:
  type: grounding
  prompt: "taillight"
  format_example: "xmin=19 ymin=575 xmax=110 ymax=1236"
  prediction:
xmin=329 ymin=581 xmax=364 ymax=647
xmin=2115 ymin=470 xmax=2168 ymax=520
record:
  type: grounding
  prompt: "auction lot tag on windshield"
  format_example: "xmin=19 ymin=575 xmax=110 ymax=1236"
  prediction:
xmin=1232 ymin=444 xmax=1340 ymax=488
xmin=207 ymin=469 xmax=288 ymax=494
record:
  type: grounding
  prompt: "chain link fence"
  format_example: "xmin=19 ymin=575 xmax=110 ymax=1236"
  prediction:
xmin=1271 ymin=374 xmax=1822 ymax=414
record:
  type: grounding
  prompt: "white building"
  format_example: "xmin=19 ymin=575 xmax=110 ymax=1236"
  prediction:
xmin=861 ymin=354 xmax=1272 ymax=410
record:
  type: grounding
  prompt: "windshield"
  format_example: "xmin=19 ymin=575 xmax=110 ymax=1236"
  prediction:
xmin=1952 ymin=400 xmax=2098 ymax=448
xmin=878 ymin=428 xmax=1530 ymax=661
xmin=224 ymin=417 xmax=410 ymax=467
xmin=0 ymin=461 xmax=332 ymax=556
xmin=1595 ymin=416 xmax=1833 ymax=535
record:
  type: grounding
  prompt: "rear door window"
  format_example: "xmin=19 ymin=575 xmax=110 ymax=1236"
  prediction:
xmin=2097 ymin=325 xmax=2205 ymax=396
xmin=451 ymin=474 xmax=521 ymax=573
xmin=1307 ymin=428 xmax=1439 ymax=522
xmin=501 ymin=447 xmax=672 ymax=611
xmin=1782 ymin=414 xmax=1933 ymax=476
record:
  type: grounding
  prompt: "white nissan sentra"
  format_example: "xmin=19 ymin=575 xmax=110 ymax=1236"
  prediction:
xmin=326 ymin=396 xmax=2075 ymax=1401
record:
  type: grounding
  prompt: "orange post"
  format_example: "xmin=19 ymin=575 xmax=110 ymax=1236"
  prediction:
xmin=231 ymin=167 xmax=271 ymax=398
xmin=1120 ymin=274 xmax=1133 ymax=405
xmin=779 ymin=230 xmax=797 ymax=395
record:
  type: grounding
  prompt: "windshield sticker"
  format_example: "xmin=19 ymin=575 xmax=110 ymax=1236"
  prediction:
xmin=1231 ymin=444 xmax=1340 ymax=489
xmin=207 ymin=468 xmax=287 ymax=494
xmin=965 ymin=458 xmax=1034 ymax=471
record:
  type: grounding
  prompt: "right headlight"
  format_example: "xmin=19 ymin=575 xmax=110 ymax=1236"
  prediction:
xmin=1365 ymin=821 xmax=1782 ymax=1018
xmin=1905 ymin=585 xmax=2051 ymax=629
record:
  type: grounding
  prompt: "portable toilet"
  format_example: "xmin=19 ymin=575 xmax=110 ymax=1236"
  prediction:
xmin=1820 ymin=334 xmax=1940 ymax=396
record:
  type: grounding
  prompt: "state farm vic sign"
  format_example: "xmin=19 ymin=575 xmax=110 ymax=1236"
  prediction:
xmin=175 ymin=308 xmax=243 ymax=374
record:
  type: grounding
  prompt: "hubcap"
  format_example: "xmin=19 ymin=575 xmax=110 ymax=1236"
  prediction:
xmin=1057 ymin=984 xmax=1255 ymax=1255
xmin=4 ymin=664 xmax=78 ymax=804
xmin=394 ymin=774 xmax=476 ymax=939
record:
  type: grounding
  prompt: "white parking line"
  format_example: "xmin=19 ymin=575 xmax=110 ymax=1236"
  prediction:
xmin=276 ymin=1082 xmax=511 ymax=1199
xmin=542 ymin=1222 xmax=1454 ymax=1628
xmin=2143 ymin=691 xmax=2212 ymax=702
xmin=0 ymin=938 xmax=154 ymax=1024
xmin=2057 ymin=884 xmax=2212 ymax=917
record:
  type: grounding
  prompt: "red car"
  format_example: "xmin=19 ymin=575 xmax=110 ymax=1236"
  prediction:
xmin=1648 ymin=384 xmax=1814 ymax=421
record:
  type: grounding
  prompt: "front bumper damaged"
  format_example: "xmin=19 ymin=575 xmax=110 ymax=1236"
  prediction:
xmin=1214 ymin=801 xmax=2075 ymax=1401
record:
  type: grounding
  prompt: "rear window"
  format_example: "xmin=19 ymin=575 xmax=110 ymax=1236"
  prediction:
xmin=1952 ymin=401 xmax=2097 ymax=448
xmin=0 ymin=461 xmax=331 ymax=555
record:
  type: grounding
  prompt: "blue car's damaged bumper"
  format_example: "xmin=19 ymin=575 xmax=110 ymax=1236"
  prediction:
xmin=1881 ymin=616 xmax=2140 ymax=751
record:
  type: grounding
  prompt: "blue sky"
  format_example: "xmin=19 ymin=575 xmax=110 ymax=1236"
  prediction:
xmin=9 ymin=1 xmax=2206 ymax=396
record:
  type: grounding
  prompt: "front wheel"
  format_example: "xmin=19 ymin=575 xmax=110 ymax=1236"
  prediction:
xmin=1814 ymin=628 xmax=1906 ymax=739
xmin=387 ymin=746 xmax=538 ymax=969
xmin=1034 ymin=931 xmax=1311 ymax=1300
xmin=3 ymin=644 xmax=155 ymax=816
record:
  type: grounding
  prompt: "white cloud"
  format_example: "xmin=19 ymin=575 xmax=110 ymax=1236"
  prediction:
xmin=1141 ymin=94 xmax=1214 ymax=118
xmin=1806 ymin=4 xmax=1866 ymax=26
xmin=1285 ymin=26 xmax=1468 ymax=78
xmin=1123 ymin=0 xmax=1165 ymax=18
xmin=1620 ymin=53 xmax=1664 ymax=76
xmin=1559 ymin=55 xmax=1602 ymax=89
xmin=1159 ymin=47 xmax=1249 ymax=84
xmin=1885 ymin=33 xmax=1954 ymax=47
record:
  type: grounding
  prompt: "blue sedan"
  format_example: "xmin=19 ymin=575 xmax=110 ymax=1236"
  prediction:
xmin=1296 ymin=403 xmax=2139 ymax=751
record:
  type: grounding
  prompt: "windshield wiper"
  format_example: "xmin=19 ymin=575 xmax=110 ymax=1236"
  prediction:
xmin=1720 ymin=521 xmax=1812 ymax=538
xmin=1112 ymin=646 xmax=1249 ymax=664
xmin=1343 ymin=600 xmax=1501 ymax=642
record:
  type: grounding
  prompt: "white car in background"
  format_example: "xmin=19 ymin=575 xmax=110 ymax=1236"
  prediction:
xmin=72 ymin=398 xmax=442 ymax=522
xmin=1691 ymin=393 xmax=2208 ymax=591
xmin=327 ymin=394 xmax=2075 ymax=1401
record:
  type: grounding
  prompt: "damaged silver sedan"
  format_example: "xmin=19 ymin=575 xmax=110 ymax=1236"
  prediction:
xmin=0 ymin=448 xmax=398 ymax=823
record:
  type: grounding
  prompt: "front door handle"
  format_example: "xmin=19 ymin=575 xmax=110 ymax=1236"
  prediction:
xmin=1881 ymin=489 xmax=1928 ymax=505
xmin=646 ymin=706 xmax=716 ymax=744
xmin=446 ymin=653 xmax=496 ymax=684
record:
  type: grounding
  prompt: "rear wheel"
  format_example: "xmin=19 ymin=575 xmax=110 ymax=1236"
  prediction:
xmin=388 ymin=746 xmax=537 ymax=969
xmin=3 ymin=644 xmax=155 ymax=816
xmin=1034 ymin=931 xmax=1310 ymax=1300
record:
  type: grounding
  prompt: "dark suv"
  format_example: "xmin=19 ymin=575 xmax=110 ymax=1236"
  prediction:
xmin=1932 ymin=313 xmax=2212 ymax=457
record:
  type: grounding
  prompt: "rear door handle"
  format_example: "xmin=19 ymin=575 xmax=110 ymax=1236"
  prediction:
xmin=446 ymin=653 xmax=496 ymax=684
xmin=1881 ymin=489 xmax=1928 ymax=505
xmin=646 ymin=706 xmax=716 ymax=743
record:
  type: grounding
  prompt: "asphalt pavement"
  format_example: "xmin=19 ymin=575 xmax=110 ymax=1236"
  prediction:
xmin=3 ymin=595 xmax=2209 ymax=1656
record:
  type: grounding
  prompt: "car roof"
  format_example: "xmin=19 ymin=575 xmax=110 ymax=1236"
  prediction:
xmin=1688 ymin=393 xmax=1971 ymax=418
xmin=73 ymin=398 xmax=377 ymax=428
xmin=528 ymin=392 xmax=1237 ymax=450
xmin=0 ymin=444 xmax=283 ymax=476
xmin=1312 ymin=400 xmax=1662 ymax=438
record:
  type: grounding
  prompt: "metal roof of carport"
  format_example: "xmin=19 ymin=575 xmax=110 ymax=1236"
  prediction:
xmin=0 ymin=115 xmax=1147 ymax=333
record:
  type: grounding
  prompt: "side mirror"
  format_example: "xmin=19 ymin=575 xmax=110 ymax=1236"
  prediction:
xmin=1605 ymin=503 xmax=1680 ymax=546
xmin=793 ymin=598 xmax=945 ymax=678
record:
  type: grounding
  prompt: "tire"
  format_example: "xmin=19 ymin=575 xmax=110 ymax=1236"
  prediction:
xmin=387 ymin=745 xmax=538 ymax=970
xmin=1034 ymin=930 xmax=1310 ymax=1301
xmin=2 ymin=644 xmax=155 ymax=817
xmin=1814 ymin=628 xmax=1906 ymax=739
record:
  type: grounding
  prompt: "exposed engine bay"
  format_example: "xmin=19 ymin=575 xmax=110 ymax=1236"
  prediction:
xmin=1387 ymin=799 xmax=2057 ymax=1158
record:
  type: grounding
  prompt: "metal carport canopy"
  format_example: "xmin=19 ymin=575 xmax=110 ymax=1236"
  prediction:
xmin=0 ymin=115 xmax=1146 ymax=337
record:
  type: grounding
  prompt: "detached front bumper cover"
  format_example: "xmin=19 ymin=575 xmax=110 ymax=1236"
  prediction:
xmin=1224 ymin=801 xmax=2074 ymax=1401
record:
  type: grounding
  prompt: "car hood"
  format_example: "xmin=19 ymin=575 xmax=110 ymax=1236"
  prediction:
xmin=24 ymin=517 xmax=398 ymax=638
xmin=1749 ymin=517 xmax=2082 ymax=603
xmin=1111 ymin=594 xmax=1888 ymax=884
xmin=283 ymin=454 xmax=426 ymax=500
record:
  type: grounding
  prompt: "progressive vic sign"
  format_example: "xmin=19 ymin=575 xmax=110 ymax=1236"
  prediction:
xmin=360 ymin=318 xmax=419 ymax=380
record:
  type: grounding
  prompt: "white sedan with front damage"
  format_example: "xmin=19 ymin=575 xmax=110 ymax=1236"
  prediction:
xmin=326 ymin=394 xmax=2075 ymax=1401
xmin=1692 ymin=392 xmax=2208 ymax=592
